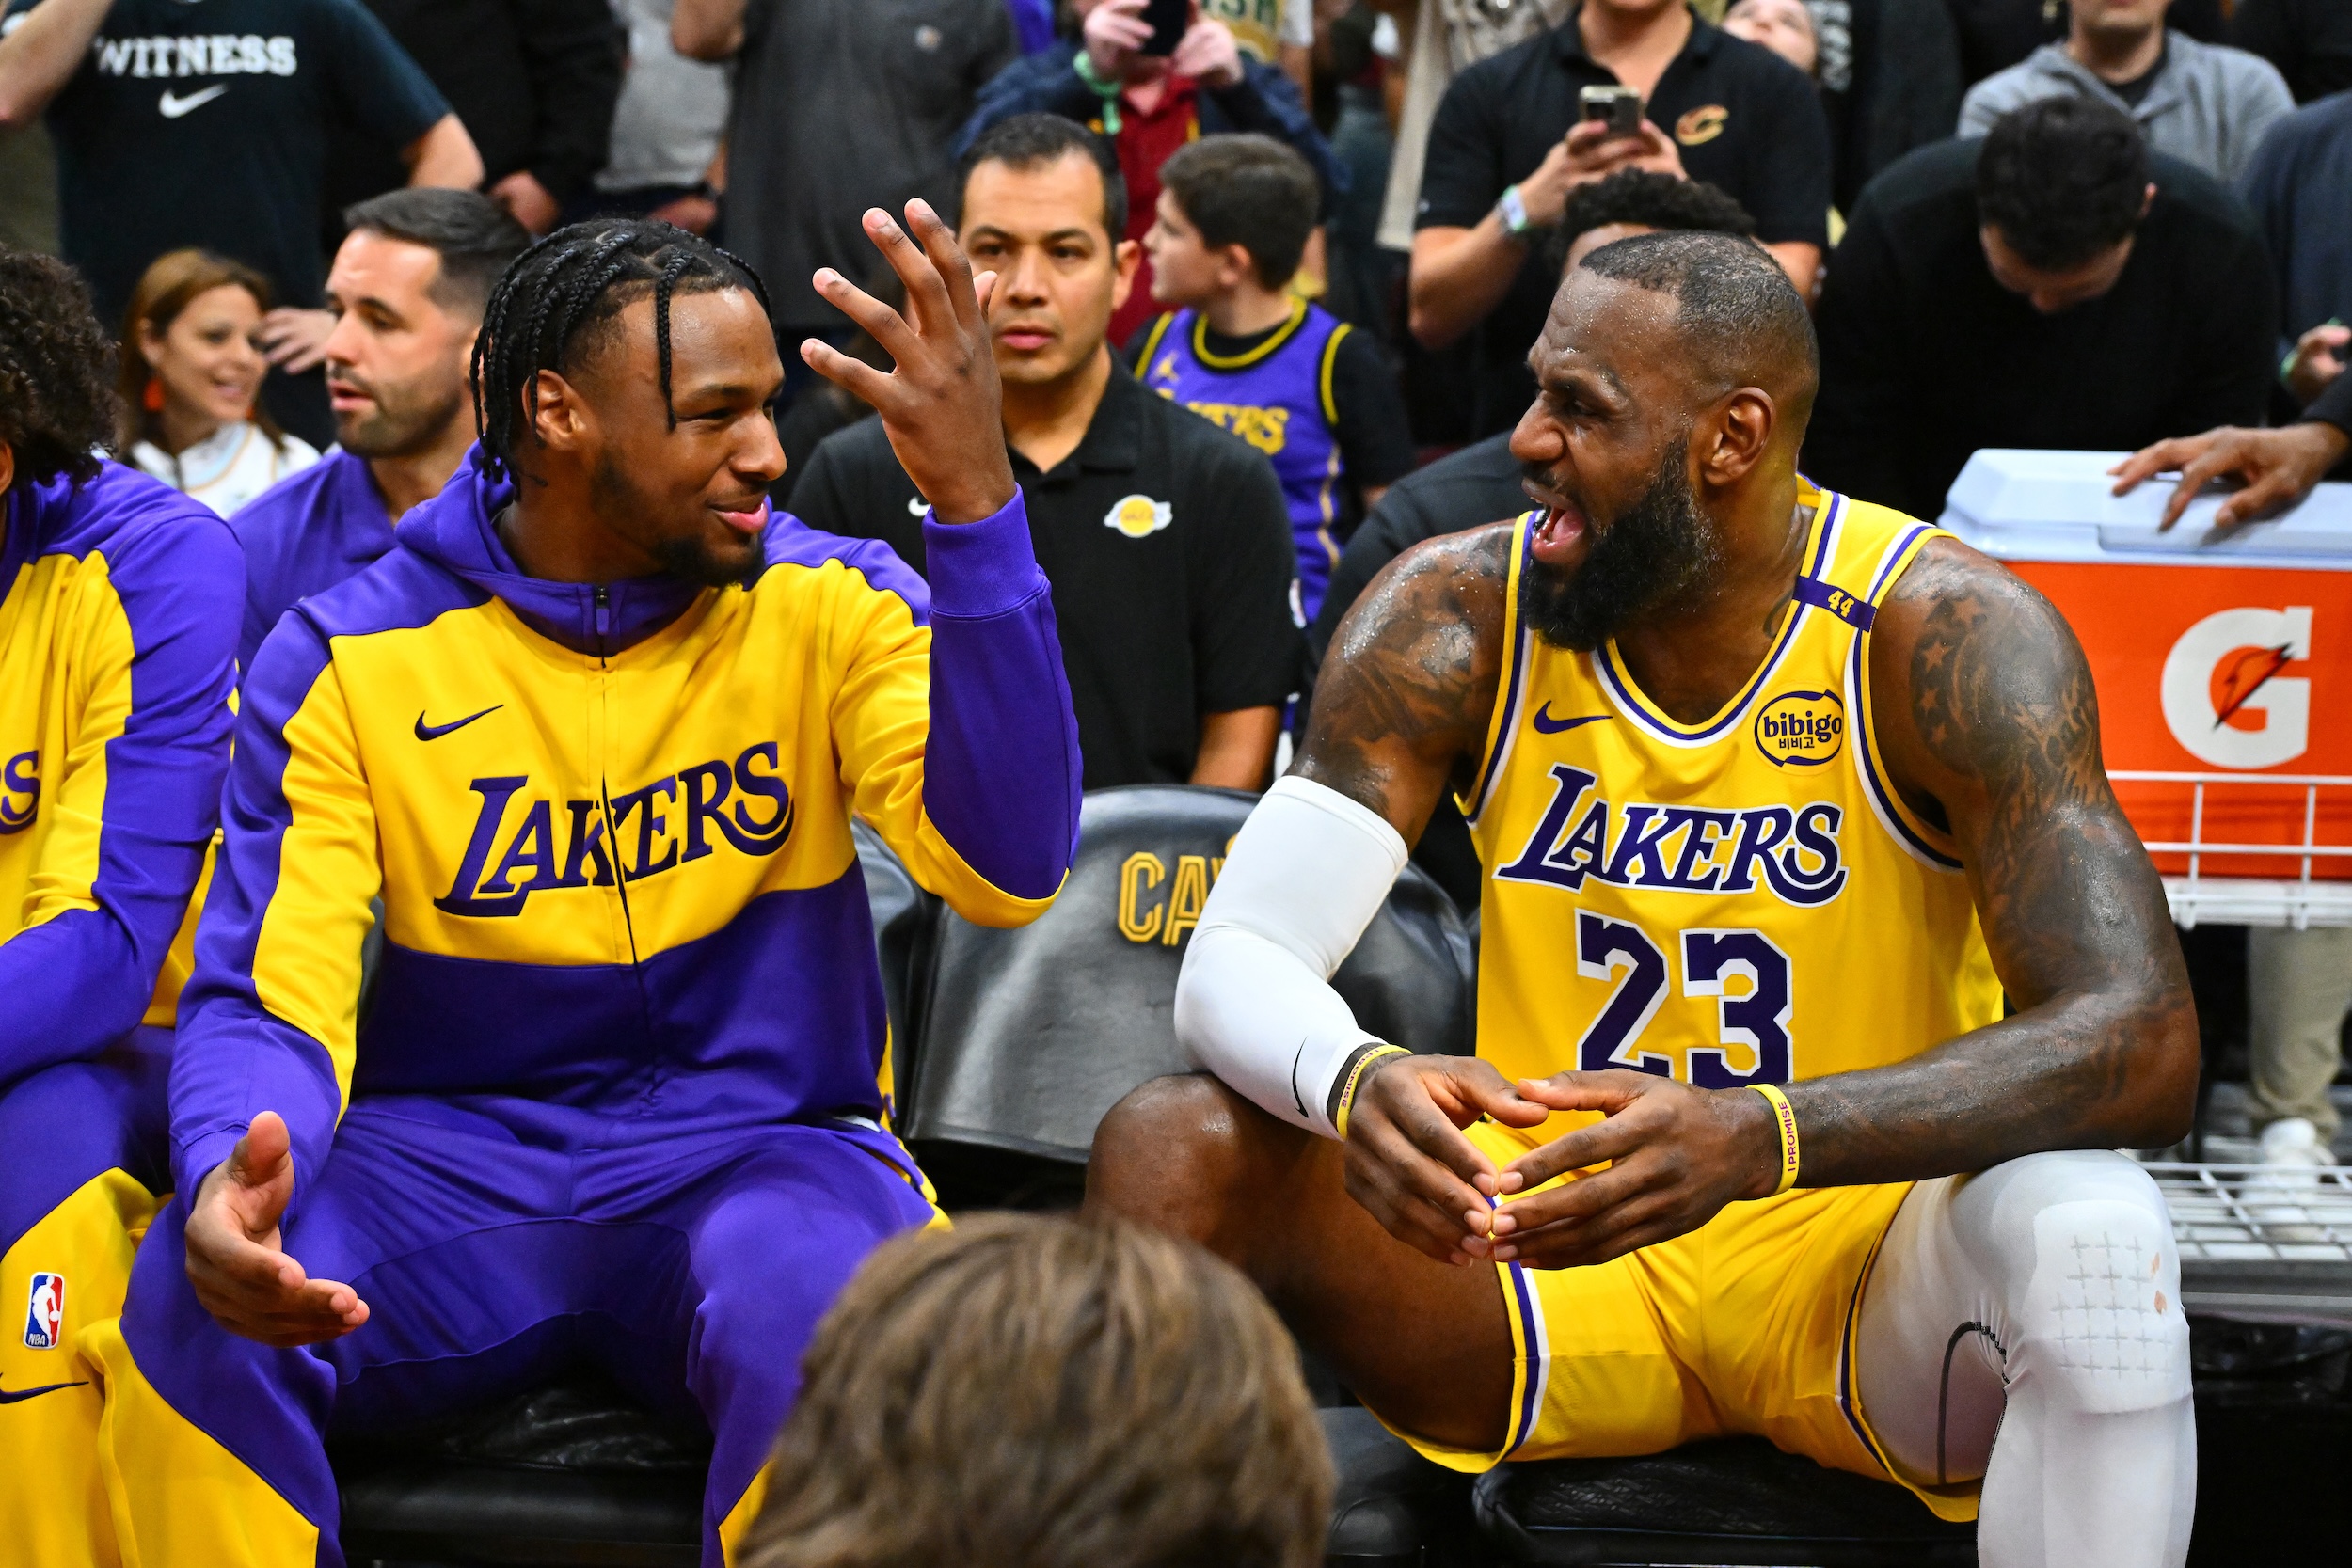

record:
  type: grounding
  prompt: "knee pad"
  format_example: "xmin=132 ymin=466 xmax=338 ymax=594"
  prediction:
xmin=1972 ymin=1152 xmax=2191 ymax=1417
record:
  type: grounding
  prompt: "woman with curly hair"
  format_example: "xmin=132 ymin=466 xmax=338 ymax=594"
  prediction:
xmin=117 ymin=249 xmax=319 ymax=516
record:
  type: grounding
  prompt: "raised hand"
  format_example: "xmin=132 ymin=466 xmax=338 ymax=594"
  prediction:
xmin=1083 ymin=0 xmax=1152 ymax=82
xmin=183 ymin=1111 xmax=370 ymax=1347
xmin=1479 ymin=1069 xmax=1778 ymax=1269
xmin=1339 ymin=1053 xmax=1550 ymax=1266
xmin=804 ymin=201 xmax=1019 ymax=527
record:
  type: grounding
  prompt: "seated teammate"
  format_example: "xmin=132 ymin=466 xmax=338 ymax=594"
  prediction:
xmin=1094 ymin=232 xmax=2201 ymax=1567
xmin=0 ymin=248 xmax=241 ymax=1561
xmin=230 ymin=188 xmax=531 ymax=673
xmin=97 ymin=211 xmax=1082 ymax=1567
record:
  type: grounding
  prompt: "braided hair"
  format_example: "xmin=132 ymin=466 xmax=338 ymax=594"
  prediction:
xmin=469 ymin=219 xmax=774 ymax=483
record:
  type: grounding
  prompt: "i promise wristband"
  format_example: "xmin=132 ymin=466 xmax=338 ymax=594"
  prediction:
xmin=1334 ymin=1045 xmax=1410 ymax=1140
xmin=1750 ymin=1083 xmax=1801 ymax=1195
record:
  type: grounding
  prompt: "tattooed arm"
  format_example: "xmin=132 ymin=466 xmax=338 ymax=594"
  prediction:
xmin=1294 ymin=521 xmax=1514 ymax=841
xmin=1785 ymin=537 xmax=2199 ymax=1179
xmin=1474 ymin=538 xmax=2196 ymax=1271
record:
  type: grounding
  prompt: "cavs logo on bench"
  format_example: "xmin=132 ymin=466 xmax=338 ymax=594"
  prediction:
xmin=1754 ymin=690 xmax=1844 ymax=768
xmin=437 ymin=742 xmax=792 ymax=917
xmin=1116 ymin=844 xmax=1234 ymax=946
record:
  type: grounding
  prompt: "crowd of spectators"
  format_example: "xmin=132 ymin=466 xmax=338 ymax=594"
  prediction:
xmin=2 ymin=0 xmax=2351 ymax=1334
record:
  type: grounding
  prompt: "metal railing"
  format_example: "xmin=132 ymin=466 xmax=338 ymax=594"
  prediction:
xmin=2144 ymin=1161 xmax=2352 ymax=1325
xmin=2108 ymin=770 xmax=2352 ymax=928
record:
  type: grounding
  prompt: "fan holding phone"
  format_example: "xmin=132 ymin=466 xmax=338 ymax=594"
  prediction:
xmin=1082 ymin=0 xmax=1246 ymax=98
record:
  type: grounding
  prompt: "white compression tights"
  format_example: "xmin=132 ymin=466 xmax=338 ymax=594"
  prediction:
xmin=1856 ymin=1149 xmax=2196 ymax=1568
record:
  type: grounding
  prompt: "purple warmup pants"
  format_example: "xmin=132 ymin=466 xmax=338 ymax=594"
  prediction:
xmin=115 ymin=1100 xmax=940 ymax=1566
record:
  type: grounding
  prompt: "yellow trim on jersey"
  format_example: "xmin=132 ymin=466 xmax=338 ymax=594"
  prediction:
xmin=1457 ymin=513 xmax=1535 ymax=827
xmin=1844 ymin=519 xmax=1967 ymax=870
xmin=1136 ymin=311 xmax=1179 ymax=377
xmin=1191 ymin=295 xmax=1310 ymax=370
xmin=1594 ymin=492 xmax=1838 ymax=746
xmin=1317 ymin=320 xmax=1352 ymax=425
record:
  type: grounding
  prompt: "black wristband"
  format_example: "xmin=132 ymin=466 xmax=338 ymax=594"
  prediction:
xmin=1326 ymin=1040 xmax=1406 ymax=1128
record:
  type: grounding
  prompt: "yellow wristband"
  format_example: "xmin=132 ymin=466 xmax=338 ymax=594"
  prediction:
xmin=1750 ymin=1083 xmax=1801 ymax=1196
xmin=1333 ymin=1045 xmax=1409 ymax=1140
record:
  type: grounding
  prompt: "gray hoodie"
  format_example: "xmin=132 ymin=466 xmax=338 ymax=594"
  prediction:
xmin=1959 ymin=31 xmax=2295 ymax=185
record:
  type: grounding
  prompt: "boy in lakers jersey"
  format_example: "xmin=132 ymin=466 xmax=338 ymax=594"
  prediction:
xmin=0 ymin=250 xmax=243 ymax=1568
xmin=1095 ymin=234 xmax=2202 ymax=1568
xmin=98 ymin=214 xmax=1081 ymax=1568
xmin=1132 ymin=135 xmax=1412 ymax=622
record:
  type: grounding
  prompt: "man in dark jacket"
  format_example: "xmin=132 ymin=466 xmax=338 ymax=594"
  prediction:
xmin=957 ymin=0 xmax=1343 ymax=346
xmin=325 ymin=0 xmax=623 ymax=237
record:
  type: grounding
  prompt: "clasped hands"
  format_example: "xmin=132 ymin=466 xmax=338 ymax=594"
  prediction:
xmin=1340 ymin=1054 xmax=1782 ymax=1269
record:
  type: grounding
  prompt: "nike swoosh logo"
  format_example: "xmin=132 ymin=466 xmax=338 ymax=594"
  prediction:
xmin=158 ymin=85 xmax=227 ymax=119
xmin=414 ymin=705 xmax=502 ymax=741
xmin=0 ymin=1379 xmax=87 ymax=1404
xmin=1531 ymin=702 xmax=1612 ymax=735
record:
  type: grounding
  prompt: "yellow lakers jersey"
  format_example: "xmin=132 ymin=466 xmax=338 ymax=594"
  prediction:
xmin=1463 ymin=486 xmax=2002 ymax=1096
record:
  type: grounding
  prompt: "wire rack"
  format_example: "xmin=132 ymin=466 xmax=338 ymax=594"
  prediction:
xmin=2145 ymin=1162 xmax=2352 ymax=1325
xmin=2109 ymin=770 xmax=2352 ymax=929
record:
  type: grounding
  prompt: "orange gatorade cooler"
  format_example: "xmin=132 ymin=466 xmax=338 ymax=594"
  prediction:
xmin=1939 ymin=451 xmax=2352 ymax=925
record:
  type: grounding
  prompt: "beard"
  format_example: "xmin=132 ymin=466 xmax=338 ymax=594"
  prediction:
xmin=1518 ymin=438 xmax=1725 ymax=652
xmin=333 ymin=372 xmax=468 ymax=460
xmin=588 ymin=448 xmax=761 ymax=589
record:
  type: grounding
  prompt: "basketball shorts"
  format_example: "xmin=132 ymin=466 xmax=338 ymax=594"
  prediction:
xmin=1389 ymin=1116 xmax=1977 ymax=1524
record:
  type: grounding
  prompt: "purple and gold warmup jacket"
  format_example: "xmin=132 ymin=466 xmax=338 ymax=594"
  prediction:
xmin=0 ymin=465 xmax=242 ymax=1084
xmin=169 ymin=455 xmax=1082 ymax=1202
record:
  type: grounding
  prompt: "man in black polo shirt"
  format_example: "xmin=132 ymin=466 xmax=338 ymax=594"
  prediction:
xmin=792 ymin=113 xmax=1298 ymax=792
xmin=1408 ymin=0 xmax=1830 ymax=436
xmin=1806 ymin=96 xmax=2274 ymax=520
xmin=0 ymin=0 xmax=480 ymax=443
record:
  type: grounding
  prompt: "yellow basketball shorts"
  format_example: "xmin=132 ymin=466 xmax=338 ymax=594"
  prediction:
xmin=1391 ymin=1117 xmax=1974 ymax=1523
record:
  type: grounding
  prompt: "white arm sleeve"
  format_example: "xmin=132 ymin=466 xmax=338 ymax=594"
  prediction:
xmin=1173 ymin=775 xmax=1409 ymax=1139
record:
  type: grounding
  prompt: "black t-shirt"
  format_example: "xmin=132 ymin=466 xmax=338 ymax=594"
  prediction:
xmin=790 ymin=365 xmax=1303 ymax=790
xmin=1416 ymin=7 xmax=1833 ymax=436
xmin=2110 ymin=40 xmax=2169 ymax=109
xmin=1806 ymin=139 xmax=2276 ymax=520
xmin=1120 ymin=310 xmax=1416 ymax=540
xmin=29 ymin=0 xmax=448 ymax=320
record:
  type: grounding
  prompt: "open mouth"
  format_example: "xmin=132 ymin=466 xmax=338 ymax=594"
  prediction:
xmin=1522 ymin=478 xmax=1591 ymax=564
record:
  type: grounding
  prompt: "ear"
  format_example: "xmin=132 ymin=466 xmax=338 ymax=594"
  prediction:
xmin=2139 ymin=182 xmax=2156 ymax=220
xmin=1216 ymin=243 xmax=1258 ymax=293
xmin=1696 ymin=387 xmax=1777 ymax=488
xmin=0 ymin=441 xmax=15 ymax=499
xmin=528 ymin=367 xmax=596 ymax=454
xmin=1111 ymin=237 xmax=1142 ymax=315
xmin=136 ymin=320 xmax=167 ymax=370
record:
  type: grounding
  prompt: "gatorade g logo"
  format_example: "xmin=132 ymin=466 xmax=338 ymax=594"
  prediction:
xmin=1753 ymin=691 xmax=1844 ymax=768
xmin=2159 ymin=607 xmax=2312 ymax=768
xmin=0 ymin=750 xmax=37 ymax=833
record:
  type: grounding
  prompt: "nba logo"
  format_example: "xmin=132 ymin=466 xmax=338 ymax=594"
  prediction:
xmin=23 ymin=1273 xmax=63 ymax=1351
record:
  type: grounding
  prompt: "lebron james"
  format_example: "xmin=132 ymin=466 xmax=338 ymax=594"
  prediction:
xmin=1091 ymin=231 xmax=2200 ymax=1568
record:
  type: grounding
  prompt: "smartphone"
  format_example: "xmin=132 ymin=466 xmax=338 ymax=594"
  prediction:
xmin=1140 ymin=0 xmax=1190 ymax=56
xmin=1579 ymin=84 xmax=1644 ymax=137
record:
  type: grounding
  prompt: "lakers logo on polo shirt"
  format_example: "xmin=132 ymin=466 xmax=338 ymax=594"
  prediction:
xmin=1104 ymin=495 xmax=1173 ymax=539
xmin=1676 ymin=105 xmax=1729 ymax=146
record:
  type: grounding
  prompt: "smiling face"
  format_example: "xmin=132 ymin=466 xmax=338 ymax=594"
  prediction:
xmin=960 ymin=151 xmax=1139 ymax=390
xmin=548 ymin=288 xmax=787 ymax=586
xmin=140 ymin=284 xmax=266 ymax=437
xmin=1507 ymin=270 xmax=1736 ymax=648
xmin=322 ymin=229 xmax=479 ymax=459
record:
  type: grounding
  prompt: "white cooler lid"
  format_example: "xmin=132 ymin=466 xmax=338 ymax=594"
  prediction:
xmin=1932 ymin=449 xmax=2352 ymax=569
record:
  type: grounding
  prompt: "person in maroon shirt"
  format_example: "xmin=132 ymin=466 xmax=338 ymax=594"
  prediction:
xmin=956 ymin=0 xmax=1343 ymax=347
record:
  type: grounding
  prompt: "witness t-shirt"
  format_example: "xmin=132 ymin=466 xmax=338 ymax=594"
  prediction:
xmin=25 ymin=0 xmax=446 ymax=320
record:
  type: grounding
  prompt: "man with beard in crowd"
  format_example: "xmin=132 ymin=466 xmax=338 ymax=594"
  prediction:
xmin=229 ymin=188 xmax=529 ymax=673
xmin=1092 ymin=231 xmax=2205 ymax=1568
